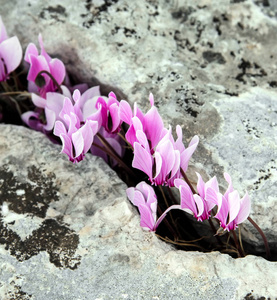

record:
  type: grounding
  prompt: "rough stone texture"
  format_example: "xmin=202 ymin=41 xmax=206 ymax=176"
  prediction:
xmin=1 ymin=0 xmax=277 ymax=297
xmin=0 ymin=125 xmax=276 ymax=299
xmin=1 ymin=0 xmax=277 ymax=253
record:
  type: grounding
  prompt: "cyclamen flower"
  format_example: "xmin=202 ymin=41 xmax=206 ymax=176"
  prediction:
xmin=127 ymin=181 xmax=182 ymax=231
xmin=120 ymin=94 xmax=199 ymax=186
xmin=0 ymin=16 xmax=22 ymax=82
xmin=132 ymin=125 xmax=199 ymax=186
xmin=22 ymin=85 xmax=102 ymax=133
xmin=53 ymin=90 xmax=99 ymax=163
xmin=96 ymin=92 xmax=122 ymax=134
xmin=174 ymin=173 xmax=219 ymax=221
xmin=214 ymin=173 xmax=251 ymax=231
xmin=126 ymin=181 xmax=158 ymax=231
xmin=24 ymin=34 xmax=66 ymax=98
xmin=119 ymin=93 xmax=166 ymax=149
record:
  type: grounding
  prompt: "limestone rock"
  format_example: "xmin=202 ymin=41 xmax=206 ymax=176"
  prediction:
xmin=1 ymin=0 xmax=277 ymax=251
xmin=0 ymin=125 xmax=276 ymax=299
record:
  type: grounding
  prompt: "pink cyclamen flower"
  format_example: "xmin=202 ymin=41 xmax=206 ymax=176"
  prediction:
xmin=127 ymin=181 xmax=183 ymax=231
xmin=53 ymin=90 xmax=99 ymax=163
xmin=119 ymin=93 xmax=166 ymax=150
xmin=132 ymin=125 xmax=199 ymax=186
xmin=95 ymin=92 xmax=122 ymax=133
xmin=174 ymin=173 xmax=218 ymax=221
xmin=24 ymin=34 xmax=65 ymax=98
xmin=126 ymin=181 xmax=158 ymax=231
xmin=214 ymin=173 xmax=251 ymax=231
xmin=0 ymin=16 xmax=22 ymax=81
xmin=22 ymin=85 xmax=102 ymax=133
xmin=120 ymin=94 xmax=198 ymax=186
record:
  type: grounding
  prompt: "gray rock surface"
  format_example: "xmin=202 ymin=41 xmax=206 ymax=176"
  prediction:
xmin=2 ymin=0 xmax=277 ymax=251
xmin=1 ymin=0 xmax=277 ymax=298
xmin=0 ymin=124 xmax=276 ymax=299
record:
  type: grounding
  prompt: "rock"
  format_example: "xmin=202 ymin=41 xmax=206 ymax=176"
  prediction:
xmin=0 ymin=124 xmax=276 ymax=299
xmin=1 ymin=0 xmax=277 ymax=297
xmin=1 ymin=0 xmax=277 ymax=251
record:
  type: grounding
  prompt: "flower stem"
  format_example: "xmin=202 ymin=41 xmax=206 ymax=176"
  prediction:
xmin=36 ymin=70 xmax=63 ymax=93
xmin=232 ymin=230 xmax=244 ymax=258
xmin=180 ymin=168 xmax=196 ymax=194
xmin=247 ymin=216 xmax=271 ymax=260
xmin=95 ymin=133 xmax=136 ymax=178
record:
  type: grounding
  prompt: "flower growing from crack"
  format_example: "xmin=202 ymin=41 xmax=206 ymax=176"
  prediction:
xmin=127 ymin=181 xmax=183 ymax=231
xmin=24 ymin=34 xmax=65 ymax=98
xmin=174 ymin=173 xmax=218 ymax=221
xmin=120 ymin=94 xmax=199 ymax=186
xmin=213 ymin=173 xmax=251 ymax=232
xmin=126 ymin=181 xmax=158 ymax=231
xmin=53 ymin=89 xmax=100 ymax=163
xmin=0 ymin=16 xmax=22 ymax=82
xmin=95 ymin=91 xmax=122 ymax=134
xmin=22 ymin=85 xmax=102 ymax=133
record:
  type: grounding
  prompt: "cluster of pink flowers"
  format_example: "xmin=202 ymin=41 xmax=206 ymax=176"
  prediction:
xmin=0 ymin=16 xmax=251 ymax=237
xmin=127 ymin=173 xmax=250 ymax=232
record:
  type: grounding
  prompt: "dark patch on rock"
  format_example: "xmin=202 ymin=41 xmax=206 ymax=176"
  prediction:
xmin=236 ymin=59 xmax=268 ymax=85
xmin=254 ymin=0 xmax=270 ymax=7
xmin=0 ymin=218 xmax=81 ymax=269
xmin=231 ymin=0 xmax=246 ymax=3
xmin=39 ymin=5 xmax=67 ymax=22
xmin=0 ymin=165 xmax=58 ymax=218
xmin=174 ymin=30 xmax=196 ymax=52
xmin=85 ymin=0 xmax=119 ymax=13
xmin=83 ymin=0 xmax=119 ymax=27
xmin=171 ymin=7 xmax=195 ymax=22
xmin=269 ymin=81 xmax=277 ymax=87
xmin=0 ymin=165 xmax=81 ymax=269
xmin=7 ymin=278 xmax=32 ymax=299
xmin=203 ymin=51 xmax=226 ymax=64
xmin=109 ymin=253 xmax=130 ymax=264
xmin=244 ymin=291 xmax=270 ymax=300
xmin=175 ymin=86 xmax=204 ymax=118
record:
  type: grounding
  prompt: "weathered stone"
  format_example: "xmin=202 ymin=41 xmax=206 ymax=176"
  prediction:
xmin=0 ymin=124 xmax=276 ymax=299
xmin=2 ymin=0 xmax=277 ymax=251
xmin=1 ymin=0 xmax=277 ymax=297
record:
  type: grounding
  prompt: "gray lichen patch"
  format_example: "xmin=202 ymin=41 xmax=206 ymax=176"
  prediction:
xmin=0 ymin=162 xmax=81 ymax=269
xmin=0 ymin=165 xmax=58 ymax=218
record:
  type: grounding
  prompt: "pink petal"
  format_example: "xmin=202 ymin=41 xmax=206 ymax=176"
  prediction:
xmin=32 ymin=93 xmax=46 ymax=108
xmin=227 ymin=190 xmax=241 ymax=224
xmin=59 ymin=133 xmax=73 ymax=159
xmin=38 ymin=34 xmax=51 ymax=63
xmin=138 ymin=203 xmax=156 ymax=231
xmin=119 ymin=100 xmax=133 ymax=124
xmin=53 ymin=120 xmax=67 ymax=136
xmin=78 ymin=120 xmax=95 ymax=154
xmin=44 ymin=108 xmax=56 ymax=131
xmin=79 ymin=86 xmax=100 ymax=108
xmin=179 ymin=184 xmax=197 ymax=216
xmin=132 ymin=142 xmax=153 ymax=179
xmin=72 ymin=130 xmax=84 ymax=158
xmin=0 ymin=36 xmax=22 ymax=74
xmin=144 ymin=106 xmax=164 ymax=149
xmin=193 ymin=194 xmax=204 ymax=218
xmin=49 ymin=58 xmax=66 ymax=85
xmin=24 ymin=43 xmax=38 ymax=64
xmin=109 ymin=102 xmax=121 ymax=132
xmin=180 ymin=135 xmax=199 ymax=172
xmin=149 ymin=93 xmax=154 ymax=106
xmin=236 ymin=191 xmax=251 ymax=224
xmin=27 ymin=55 xmax=50 ymax=83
